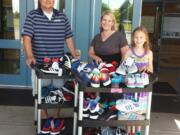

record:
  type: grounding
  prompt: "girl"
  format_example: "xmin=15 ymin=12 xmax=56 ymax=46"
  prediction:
xmin=125 ymin=26 xmax=153 ymax=135
xmin=124 ymin=26 xmax=153 ymax=73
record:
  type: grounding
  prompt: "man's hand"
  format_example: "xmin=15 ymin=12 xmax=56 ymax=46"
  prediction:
xmin=26 ymin=57 xmax=36 ymax=68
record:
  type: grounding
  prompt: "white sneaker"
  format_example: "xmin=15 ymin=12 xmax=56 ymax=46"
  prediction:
xmin=116 ymin=62 xmax=126 ymax=75
xmin=135 ymin=73 xmax=144 ymax=88
xmin=141 ymin=72 xmax=149 ymax=86
xmin=125 ymin=74 xmax=135 ymax=88
xmin=41 ymin=62 xmax=62 ymax=75
xmin=118 ymin=112 xmax=145 ymax=120
xmin=127 ymin=63 xmax=138 ymax=74
xmin=116 ymin=99 xmax=139 ymax=113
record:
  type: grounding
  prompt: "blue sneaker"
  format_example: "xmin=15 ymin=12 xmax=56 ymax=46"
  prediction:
xmin=112 ymin=74 xmax=124 ymax=83
xmin=41 ymin=118 xmax=52 ymax=134
xmin=42 ymin=85 xmax=57 ymax=98
xmin=71 ymin=59 xmax=81 ymax=72
xmin=111 ymin=74 xmax=124 ymax=88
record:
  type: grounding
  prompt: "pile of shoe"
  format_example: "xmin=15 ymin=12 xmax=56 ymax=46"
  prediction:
xmin=71 ymin=57 xmax=150 ymax=88
xmin=83 ymin=96 xmax=120 ymax=121
xmin=41 ymin=118 xmax=65 ymax=135
xmin=116 ymin=56 xmax=138 ymax=75
xmin=41 ymin=80 xmax=75 ymax=104
xmin=39 ymin=53 xmax=73 ymax=76
xmin=83 ymin=127 xmax=127 ymax=135
xmin=125 ymin=72 xmax=149 ymax=88
xmin=83 ymin=96 xmax=105 ymax=120
xmin=72 ymin=61 xmax=118 ymax=88
xmin=116 ymin=92 xmax=148 ymax=120
xmin=115 ymin=56 xmax=150 ymax=88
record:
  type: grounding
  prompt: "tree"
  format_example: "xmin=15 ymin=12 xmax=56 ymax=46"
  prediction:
xmin=14 ymin=11 xmax=19 ymax=18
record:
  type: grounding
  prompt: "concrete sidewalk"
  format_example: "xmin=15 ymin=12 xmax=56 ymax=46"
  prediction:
xmin=0 ymin=106 xmax=180 ymax=135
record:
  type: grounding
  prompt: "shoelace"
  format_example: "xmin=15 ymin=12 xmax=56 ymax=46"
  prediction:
xmin=48 ymin=67 xmax=59 ymax=72
xmin=45 ymin=95 xmax=64 ymax=104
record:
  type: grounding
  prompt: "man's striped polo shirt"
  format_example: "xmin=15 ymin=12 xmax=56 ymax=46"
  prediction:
xmin=22 ymin=8 xmax=73 ymax=64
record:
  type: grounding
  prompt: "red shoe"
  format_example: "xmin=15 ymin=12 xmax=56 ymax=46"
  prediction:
xmin=91 ymin=74 xmax=100 ymax=88
xmin=51 ymin=119 xmax=65 ymax=135
xmin=102 ymin=63 xmax=116 ymax=75
xmin=41 ymin=118 xmax=52 ymax=134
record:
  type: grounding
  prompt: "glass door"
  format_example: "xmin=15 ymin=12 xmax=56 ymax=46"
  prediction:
xmin=0 ymin=0 xmax=28 ymax=86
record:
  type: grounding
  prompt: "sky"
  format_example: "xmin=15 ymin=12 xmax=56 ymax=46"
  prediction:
xmin=12 ymin=0 xmax=19 ymax=13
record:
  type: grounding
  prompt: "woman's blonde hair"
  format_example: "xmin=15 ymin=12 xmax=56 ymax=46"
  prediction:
xmin=131 ymin=26 xmax=151 ymax=52
xmin=100 ymin=11 xmax=117 ymax=32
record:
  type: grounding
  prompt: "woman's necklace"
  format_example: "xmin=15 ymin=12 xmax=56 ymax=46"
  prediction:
xmin=101 ymin=31 xmax=114 ymax=41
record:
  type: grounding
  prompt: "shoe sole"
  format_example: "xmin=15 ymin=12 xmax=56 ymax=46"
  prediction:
xmin=40 ymin=69 xmax=59 ymax=74
xmin=103 ymin=79 xmax=111 ymax=86
xmin=91 ymin=83 xmax=100 ymax=88
xmin=50 ymin=126 xmax=66 ymax=135
xmin=41 ymin=130 xmax=51 ymax=134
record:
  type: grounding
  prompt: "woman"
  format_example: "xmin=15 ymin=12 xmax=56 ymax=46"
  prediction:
xmin=88 ymin=11 xmax=129 ymax=65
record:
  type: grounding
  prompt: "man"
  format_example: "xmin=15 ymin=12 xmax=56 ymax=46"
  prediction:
xmin=22 ymin=0 xmax=78 ymax=134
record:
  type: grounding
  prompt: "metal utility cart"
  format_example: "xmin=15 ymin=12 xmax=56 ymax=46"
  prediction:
xmin=77 ymin=74 xmax=157 ymax=135
xmin=33 ymin=67 xmax=78 ymax=135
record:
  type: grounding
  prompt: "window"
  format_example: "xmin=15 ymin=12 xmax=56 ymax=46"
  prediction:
xmin=0 ymin=0 xmax=20 ymax=40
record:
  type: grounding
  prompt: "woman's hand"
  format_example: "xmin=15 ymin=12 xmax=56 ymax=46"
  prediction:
xmin=95 ymin=56 xmax=103 ymax=64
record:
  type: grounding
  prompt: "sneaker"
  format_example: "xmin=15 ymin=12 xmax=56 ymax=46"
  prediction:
xmin=84 ymin=92 xmax=96 ymax=99
xmin=100 ymin=72 xmax=111 ymax=86
xmin=89 ymin=96 xmax=101 ymax=119
xmin=135 ymin=73 xmax=144 ymax=88
xmin=116 ymin=127 xmax=127 ymax=135
xmin=90 ymin=68 xmax=100 ymax=88
xmin=118 ymin=112 xmax=145 ymax=120
xmin=83 ymin=100 xmax=91 ymax=118
xmin=116 ymin=62 xmax=126 ymax=75
xmin=98 ymin=109 xmax=117 ymax=121
xmin=83 ymin=61 xmax=97 ymax=73
xmin=127 ymin=62 xmax=138 ymax=74
xmin=101 ymin=63 xmax=116 ymax=75
xmin=141 ymin=72 xmax=149 ymax=86
xmin=77 ymin=62 xmax=88 ymax=72
xmin=41 ymin=118 xmax=52 ymax=134
xmin=79 ymin=72 xmax=93 ymax=86
xmin=51 ymin=119 xmax=65 ymax=135
xmin=43 ymin=91 xmax=64 ymax=104
xmin=41 ymin=85 xmax=54 ymax=99
xmin=61 ymin=80 xmax=75 ymax=95
xmin=111 ymin=74 xmax=124 ymax=84
xmin=40 ymin=62 xmax=62 ymax=75
xmin=125 ymin=74 xmax=135 ymax=88
xmin=60 ymin=54 xmax=71 ymax=69
xmin=54 ymin=89 xmax=72 ymax=102
xmin=89 ymin=103 xmax=101 ymax=119
xmin=116 ymin=99 xmax=139 ymax=113
xmin=101 ymin=127 xmax=115 ymax=135
xmin=90 ymin=74 xmax=100 ymax=88
xmin=71 ymin=59 xmax=82 ymax=72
